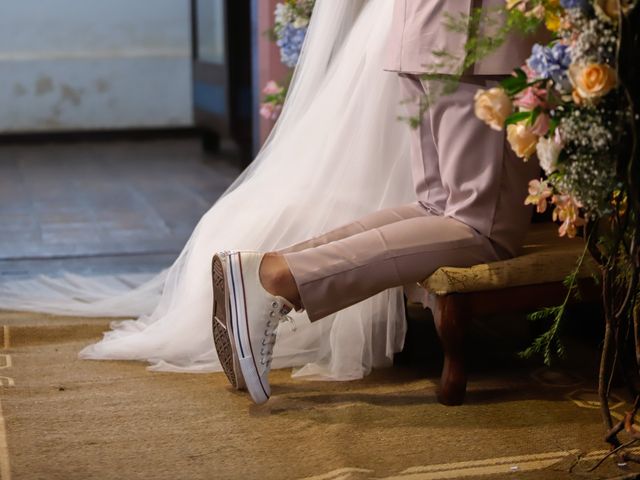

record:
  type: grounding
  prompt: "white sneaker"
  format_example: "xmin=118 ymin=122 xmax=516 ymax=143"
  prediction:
xmin=211 ymin=251 xmax=295 ymax=404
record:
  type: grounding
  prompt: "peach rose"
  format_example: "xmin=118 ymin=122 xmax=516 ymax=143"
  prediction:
xmin=569 ymin=63 xmax=618 ymax=103
xmin=474 ymin=88 xmax=513 ymax=131
xmin=507 ymin=122 xmax=539 ymax=159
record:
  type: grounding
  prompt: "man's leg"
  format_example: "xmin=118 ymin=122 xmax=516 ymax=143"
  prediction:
xmin=418 ymin=75 xmax=539 ymax=258
xmin=266 ymin=213 xmax=501 ymax=321
xmin=263 ymin=76 xmax=507 ymax=320
xmin=263 ymin=73 xmax=445 ymax=310
xmin=261 ymin=202 xmax=431 ymax=309
xmin=212 ymin=204 xmax=462 ymax=403
xmin=276 ymin=203 xmax=428 ymax=255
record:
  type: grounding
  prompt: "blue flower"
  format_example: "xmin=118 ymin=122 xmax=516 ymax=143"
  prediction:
xmin=276 ymin=24 xmax=308 ymax=68
xmin=560 ymin=0 xmax=588 ymax=10
xmin=527 ymin=43 xmax=572 ymax=86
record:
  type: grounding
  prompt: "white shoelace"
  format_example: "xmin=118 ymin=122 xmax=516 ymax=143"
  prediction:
xmin=260 ymin=301 xmax=296 ymax=367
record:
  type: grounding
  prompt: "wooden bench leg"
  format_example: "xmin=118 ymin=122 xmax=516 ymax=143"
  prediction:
xmin=433 ymin=294 xmax=470 ymax=406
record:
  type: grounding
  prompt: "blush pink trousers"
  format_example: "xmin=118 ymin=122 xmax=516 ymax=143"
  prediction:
xmin=279 ymin=202 xmax=501 ymax=321
xmin=279 ymin=75 xmax=533 ymax=321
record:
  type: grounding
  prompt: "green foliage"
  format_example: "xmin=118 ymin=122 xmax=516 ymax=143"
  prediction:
xmin=404 ymin=6 xmax=544 ymax=129
xmin=399 ymin=75 xmax=463 ymax=129
xmin=504 ymin=111 xmax=535 ymax=126
xmin=443 ymin=6 xmax=543 ymax=76
xmin=500 ymin=68 xmax=529 ymax=96
xmin=520 ymin=237 xmax=592 ymax=365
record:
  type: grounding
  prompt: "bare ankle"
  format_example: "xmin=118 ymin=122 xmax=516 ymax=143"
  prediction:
xmin=259 ymin=253 xmax=302 ymax=310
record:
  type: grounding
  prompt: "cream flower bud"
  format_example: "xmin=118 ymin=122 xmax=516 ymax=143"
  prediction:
xmin=507 ymin=123 xmax=539 ymax=160
xmin=474 ymin=88 xmax=513 ymax=131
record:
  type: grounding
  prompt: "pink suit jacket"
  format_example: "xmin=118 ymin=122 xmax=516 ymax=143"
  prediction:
xmin=384 ymin=0 xmax=538 ymax=75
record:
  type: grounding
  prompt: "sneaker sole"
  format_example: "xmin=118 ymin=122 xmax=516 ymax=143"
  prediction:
xmin=227 ymin=252 xmax=270 ymax=405
xmin=211 ymin=253 xmax=245 ymax=390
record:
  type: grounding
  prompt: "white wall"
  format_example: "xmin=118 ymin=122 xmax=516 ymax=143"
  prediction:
xmin=0 ymin=0 xmax=193 ymax=132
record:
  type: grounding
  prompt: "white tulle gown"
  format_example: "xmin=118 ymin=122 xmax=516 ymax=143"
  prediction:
xmin=0 ymin=0 xmax=416 ymax=380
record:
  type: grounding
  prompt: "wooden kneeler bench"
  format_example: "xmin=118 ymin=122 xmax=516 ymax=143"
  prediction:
xmin=418 ymin=223 xmax=599 ymax=406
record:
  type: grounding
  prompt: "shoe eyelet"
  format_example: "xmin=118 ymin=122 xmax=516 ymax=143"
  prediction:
xmin=269 ymin=311 xmax=276 ymax=318
xmin=271 ymin=301 xmax=278 ymax=308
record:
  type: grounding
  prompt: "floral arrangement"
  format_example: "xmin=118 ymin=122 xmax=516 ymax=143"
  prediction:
xmin=474 ymin=0 xmax=628 ymax=239
xmin=260 ymin=80 xmax=287 ymax=121
xmin=260 ymin=0 xmax=315 ymax=121
xmin=473 ymin=0 xmax=640 ymax=459
xmin=273 ymin=0 xmax=315 ymax=68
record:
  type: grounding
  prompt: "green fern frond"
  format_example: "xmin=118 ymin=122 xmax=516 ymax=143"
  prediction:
xmin=519 ymin=236 xmax=593 ymax=365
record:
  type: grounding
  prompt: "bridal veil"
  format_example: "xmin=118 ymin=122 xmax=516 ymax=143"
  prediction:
xmin=0 ymin=0 xmax=415 ymax=380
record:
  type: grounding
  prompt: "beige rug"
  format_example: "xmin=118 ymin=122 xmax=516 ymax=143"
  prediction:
xmin=0 ymin=311 xmax=638 ymax=480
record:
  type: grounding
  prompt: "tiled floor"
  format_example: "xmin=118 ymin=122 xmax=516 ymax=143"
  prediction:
xmin=0 ymin=137 xmax=241 ymax=279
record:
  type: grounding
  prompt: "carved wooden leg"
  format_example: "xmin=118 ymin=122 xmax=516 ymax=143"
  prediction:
xmin=433 ymin=293 xmax=470 ymax=406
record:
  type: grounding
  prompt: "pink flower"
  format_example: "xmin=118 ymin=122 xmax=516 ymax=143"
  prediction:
xmin=260 ymin=103 xmax=282 ymax=121
xmin=525 ymin=178 xmax=553 ymax=213
xmin=552 ymin=194 xmax=586 ymax=238
xmin=554 ymin=127 xmax=563 ymax=145
xmin=514 ymin=86 xmax=548 ymax=110
xmin=262 ymin=81 xmax=283 ymax=96
xmin=531 ymin=113 xmax=550 ymax=136
xmin=521 ymin=65 xmax=538 ymax=81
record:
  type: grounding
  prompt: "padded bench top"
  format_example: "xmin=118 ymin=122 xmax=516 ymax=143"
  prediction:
xmin=421 ymin=223 xmax=599 ymax=296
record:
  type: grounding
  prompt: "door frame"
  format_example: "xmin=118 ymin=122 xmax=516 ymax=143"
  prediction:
xmin=190 ymin=0 xmax=230 ymax=136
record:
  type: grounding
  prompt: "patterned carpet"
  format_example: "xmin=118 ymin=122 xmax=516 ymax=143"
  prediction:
xmin=0 ymin=311 xmax=639 ymax=480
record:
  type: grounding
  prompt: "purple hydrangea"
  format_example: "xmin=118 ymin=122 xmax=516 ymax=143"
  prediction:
xmin=560 ymin=0 xmax=588 ymax=9
xmin=527 ymin=43 xmax=572 ymax=86
xmin=276 ymin=24 xmax=308 ymax=68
